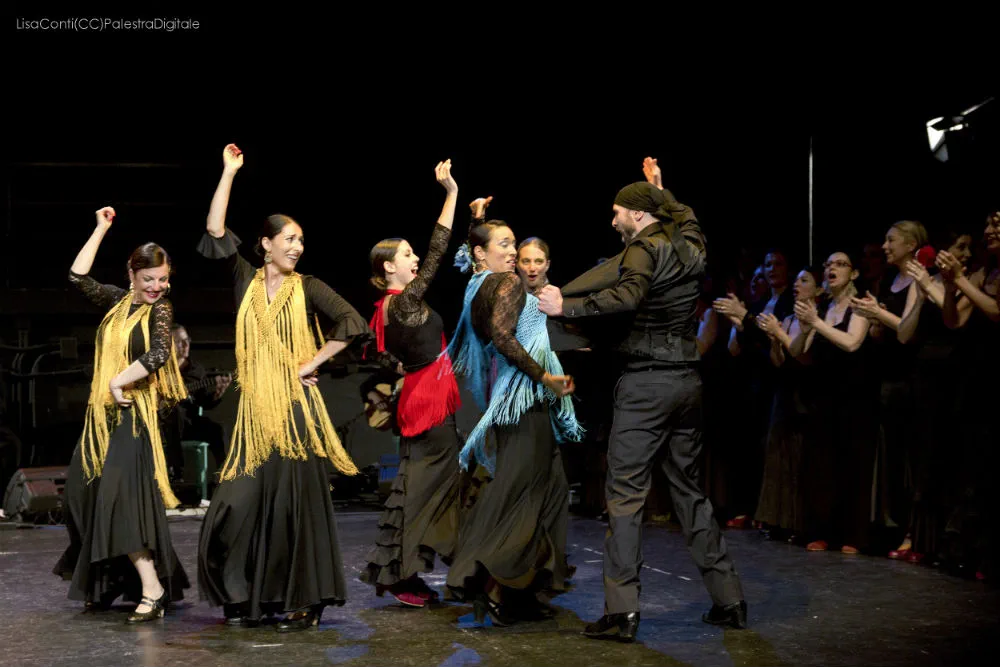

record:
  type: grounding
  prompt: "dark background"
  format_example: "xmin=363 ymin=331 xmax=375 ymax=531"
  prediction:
xmin=2 ymin=11 xmax=997 ymax=469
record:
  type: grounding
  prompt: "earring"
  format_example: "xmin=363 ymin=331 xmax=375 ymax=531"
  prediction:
xmin=129 ymin=281 xmax=134 ymax=290
xmin=264 ymin=251 xmax=273 ymax=264
xmin=164 ymin=284 xmax=171 ymax=296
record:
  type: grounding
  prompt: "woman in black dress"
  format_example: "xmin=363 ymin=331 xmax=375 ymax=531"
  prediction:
xmin=54 ymin=206 xmax=190 ymax=622
xmin=359 ymin=160 xmax=463 ymax=608
xmin=790 ymin=251 xmax=877 ymax=554
xmin=444 ymin=205 xmax=579 ymax=625
xmin=713 ymin=250 xmax=795 ymax=529
xmin=851 ymin=221 xmax=927 ymax=558
xmin=753 ymin=266 xmax=825 ymax=542
xmin=196 ymin=145 xmax=370 ymax=632
xmin=937 ymin=209 xmax=1000 ymax=580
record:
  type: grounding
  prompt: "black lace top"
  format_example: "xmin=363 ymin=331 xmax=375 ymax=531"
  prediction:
xmin=471 ymin=271 xmax=546 ymax=383
xmin=196 ymin=230 xmax=370 ymax=345
xmin=383 ymin=223 xmax=451 ymax=371
xmin=68 ymin=271 xmax=174 ymax=373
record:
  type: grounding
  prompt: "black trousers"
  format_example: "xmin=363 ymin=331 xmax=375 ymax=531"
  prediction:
xmin=603 ymin=367 xmax=744 ymax=614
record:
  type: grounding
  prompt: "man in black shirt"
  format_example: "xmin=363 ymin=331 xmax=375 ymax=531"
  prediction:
xmin=161 ymin=324 xmax=231 ymax=486
xmin=539 ymin=170 xmax=746 ymax=641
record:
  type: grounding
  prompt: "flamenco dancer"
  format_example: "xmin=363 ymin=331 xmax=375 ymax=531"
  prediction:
xmin=196 ymin=144 xmax=370 ymax=632
xmin=53 ymin=206 xmax=190 ymax=623
xmin=444 ymin=198 xmax=580 ymax=626
xmin=358 ymin=160 xmax=464 ymax=608
xmin=538 ymin=163 xmax=746 ymax=641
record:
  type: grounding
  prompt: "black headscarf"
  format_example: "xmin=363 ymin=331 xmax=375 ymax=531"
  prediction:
xmin=613 ymin=182 xmax=697 ymax=226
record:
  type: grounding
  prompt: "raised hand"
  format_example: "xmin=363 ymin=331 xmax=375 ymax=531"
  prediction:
xmin=713 ymin=293 xmax=748 ymax=322
xmin=935 ymin=250 xmax=964 ymax=282
xmin=223 ymin=143 xmax=244 ymax=173
xmin=849 ymin=291 xmax=881 ymax=319
xmin=793 ymin=299 xmax=819 ymax=325
xmin=469 ymin=196 xmax=494 ymax=220
xmin=435 ymin=159 xmax=458 ymax=194
xmin=95 ymin=206 xmax=116 ymax=229
xmin=755 ymin=312 xmax=781 ymax=336
xmin=904 ymin=259 xmax=931 ymax=291
xmin=642 ymin=156 xmax=663 ymax=189
xmin=542 ymin=372 xmax=575 ymax=398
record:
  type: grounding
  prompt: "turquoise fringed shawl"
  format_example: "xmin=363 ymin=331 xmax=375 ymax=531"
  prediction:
xmin=444 ymin=271 xmax=583 ymax=476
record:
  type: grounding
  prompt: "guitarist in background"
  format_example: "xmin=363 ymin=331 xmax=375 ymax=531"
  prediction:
xmin=161 ymin=324 xmax=232 ymax=486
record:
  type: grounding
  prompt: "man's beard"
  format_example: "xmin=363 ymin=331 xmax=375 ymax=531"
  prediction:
xmin=619 ymin=226 xmax=636 ymax=244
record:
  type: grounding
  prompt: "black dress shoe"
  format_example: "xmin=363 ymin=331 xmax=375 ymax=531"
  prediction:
xmin=702 ymin=600 xmax=748 ymax=629
xmin=473 ymin=593 xmax=515 ymax=627
xmin=583 ymin=612 xmax=640 ymax=642
xmin=276 ymin=605 xmax=323 ymax=633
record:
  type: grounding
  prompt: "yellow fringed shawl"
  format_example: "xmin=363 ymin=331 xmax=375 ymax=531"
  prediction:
xmin=221 ymin=269 xmax=359 ymax=480
xmin=80 ymin=293 xmax=188 ymax=509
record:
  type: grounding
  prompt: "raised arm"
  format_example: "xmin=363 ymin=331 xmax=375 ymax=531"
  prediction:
xmin=394 ymin=160 xmax=458 ymax=311
xmin=207 ymin=144 xmax=243 ymax=238
xmin=69 ymin=207 xmax=129 ymax=309
xmin=71 ymin=207 xmax=114 ymax=276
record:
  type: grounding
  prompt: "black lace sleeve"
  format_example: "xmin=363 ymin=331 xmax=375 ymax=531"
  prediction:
xmin=136 ymin=299 xmax=174 ymax=373
xmin=69 ymin=271 xmax=128 ymax=310
xmin=303 ymin=277 xmax=374 ymax=345
xmin=389 ymin=223 xmax=451 ymax=328
xmin=474 ymin=272 xmax=546 ymax=383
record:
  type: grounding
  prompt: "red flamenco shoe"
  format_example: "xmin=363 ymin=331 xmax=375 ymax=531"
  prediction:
xmin=726 ymin=515 xmax=750 ymax=529
xmin=975 ymin=571 xmax=986 ymax=581
xmin=905 ymin=551 xmax=925 ymax=565
xmin=806 ymin=540 xmax=829 ymax=552
xmin=889 ymin=537 xmax=912 ymax=560
xmin=841 ymin=545 xmax=860 ymax=555
xmin=391 ymin=591 xmax=426 ymax=608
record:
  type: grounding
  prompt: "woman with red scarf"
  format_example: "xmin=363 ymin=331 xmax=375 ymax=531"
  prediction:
xmin=359 ymin=160 xmax=463 ymax=608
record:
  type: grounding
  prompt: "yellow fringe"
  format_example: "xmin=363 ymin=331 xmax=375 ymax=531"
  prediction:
xmin=79 ymin=292 xmax=188 ymax=509
xmin=221 ymin=270 xmax=359 ymax=480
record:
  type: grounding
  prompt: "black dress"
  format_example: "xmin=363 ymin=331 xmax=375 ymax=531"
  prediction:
xmin=445 ymin=272 xmax=571 ymax=598
xmin=729 ymin=289 xmax=796 ymax=519
xmin=805 ymin=304 xmax=879 ymax=550
xmin=360 ymin=223 xmax=462 ymax=590
xmin=754 ymin=317 xmax=816 ymax=535
xmin=53 ymin=272 xmax=191 ymax=604
xmin=874 ymin=273 xmax=918 ymax=533
xmin=195 ymin=230 xmax=370 ymax=620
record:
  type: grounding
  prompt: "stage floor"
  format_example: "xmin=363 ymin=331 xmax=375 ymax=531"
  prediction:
xmin=1 ymin=514 xmax=997 ymax=667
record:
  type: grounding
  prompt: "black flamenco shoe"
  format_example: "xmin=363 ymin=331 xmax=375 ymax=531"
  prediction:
xmin=583 ymin=612 xmax=640 ymax=642
xmin=223 ymin=603 xmax=259 ymax=627
xmin=702 ymin=600 xmax=748 ymax=629
xmin=84 ymin=590 xmax=119 ymax=612
xmin=126 ymin=590 xmax=168 ymax=624
xmin=472 ymin=593 xmax=514 ymax=627
xmin=276 ymin=605 xmax=323 ymax=633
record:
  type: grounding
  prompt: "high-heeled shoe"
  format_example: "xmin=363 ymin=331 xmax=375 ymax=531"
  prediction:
xmin=889 ymin=538 xmax=912 ymax=560
xmin=84 ymin=590 xmax=119 ymax=612
xmin=276 ymin=605 xmax=323 ymax=633
xmin=126 ymin=590 xmax=167 ymax=624
xmin=473 ymin=593 xmax=514 ymax=627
